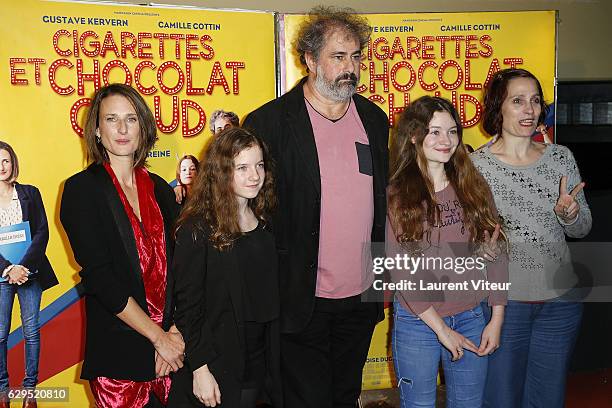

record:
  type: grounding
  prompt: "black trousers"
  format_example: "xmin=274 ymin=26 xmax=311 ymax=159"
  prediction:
xmin=280 ymin=295 xmax=379 ymax=408
xmin=166 ymin=322 xmax=268 ymax=408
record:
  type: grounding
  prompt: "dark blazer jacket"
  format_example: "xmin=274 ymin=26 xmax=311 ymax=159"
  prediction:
xmin=0 ymin=183 xmax=58 ymax=291
xmin=60 ymin=163 xmax=178 ymax=381
xmin=243 ymin=78 xmax=389 ymax=334
xmin=168 ymin=219 xmax=282 ymax=407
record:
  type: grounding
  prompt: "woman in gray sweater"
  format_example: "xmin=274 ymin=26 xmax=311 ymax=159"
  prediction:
xmin=472 ymin=68 xmax=592 ymax=408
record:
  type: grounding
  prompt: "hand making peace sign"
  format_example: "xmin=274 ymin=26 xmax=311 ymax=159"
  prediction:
xmin=554 ymin=176 xmax=585 ymax=224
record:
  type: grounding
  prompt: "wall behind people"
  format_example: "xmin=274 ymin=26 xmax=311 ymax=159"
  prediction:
xmin=124 ymin=0 xmax=612 ymax=81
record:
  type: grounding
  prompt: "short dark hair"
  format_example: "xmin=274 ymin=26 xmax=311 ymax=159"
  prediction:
xmin=294 ymin=6 xmax=372 ymax=69
xmin=0 ymin=141 xmax=19 ymax=182
xmin=209 ymin=110 xmax=240 ymax=134
xmin=83 ymin=83 xmax=157 ymax=167
xmin=482 ymin=68 xmax=548 ymax=137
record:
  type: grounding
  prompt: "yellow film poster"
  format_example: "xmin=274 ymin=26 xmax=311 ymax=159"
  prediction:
xmin=281 ymin=11 xmax=557 ymax=149
xmin=281 ymin=11 xmax=556 ymax=391
xmin=0 ymin=1 xmax=275 ymax=405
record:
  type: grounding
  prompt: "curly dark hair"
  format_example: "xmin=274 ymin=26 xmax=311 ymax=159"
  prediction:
xmin=482 ymin=68 xmax=548 ymax=137
xmin=294 ymin=6 xmax=372 ymax=69
xmin=176 ymin=127 xmax=276 ymax=251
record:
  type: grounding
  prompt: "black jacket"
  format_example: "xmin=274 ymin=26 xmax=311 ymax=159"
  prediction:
xmin=243 ymin=78 xmax=389 ymax=333
xmin=168 ymin=219 xmax=282 ymax=407
xmin=60 ymin=163 xmax=178 ymax=381
xmin=0 ymin=183 xmax=58 ymax=291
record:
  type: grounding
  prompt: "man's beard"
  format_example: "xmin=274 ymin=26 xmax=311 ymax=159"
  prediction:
xmin=313 ymin=67 xmax=358 ymax=102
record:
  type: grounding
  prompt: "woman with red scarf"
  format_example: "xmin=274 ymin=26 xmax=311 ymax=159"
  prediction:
xmin=61 ymin=84 xmax=184 ymax=408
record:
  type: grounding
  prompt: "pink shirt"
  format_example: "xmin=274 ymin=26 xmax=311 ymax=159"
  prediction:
xmin=387 ymin=184 xmax=508 ymax=317
xmin=306 ymin=99 xmax=374 ymax=298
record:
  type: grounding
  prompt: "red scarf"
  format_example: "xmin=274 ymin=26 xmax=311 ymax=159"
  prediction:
xmin=96 ymin=163 xmax=170 ymax=408
xmin=104 ymin=162 xmax=167 ymax=324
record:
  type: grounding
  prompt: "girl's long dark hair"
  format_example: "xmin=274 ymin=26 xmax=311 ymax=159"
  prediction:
xmin=388 ymin=96 xmax=506 ymax=246
xmin=176 ymin=127 xmax=276 ymax=250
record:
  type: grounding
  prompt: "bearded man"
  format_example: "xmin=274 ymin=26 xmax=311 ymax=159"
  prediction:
xmin=243 ymin=7 xmax=389 ymax=407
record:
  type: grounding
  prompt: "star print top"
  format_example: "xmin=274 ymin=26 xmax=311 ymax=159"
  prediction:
xmin=471 ymin=144 xmax=592 ymax=301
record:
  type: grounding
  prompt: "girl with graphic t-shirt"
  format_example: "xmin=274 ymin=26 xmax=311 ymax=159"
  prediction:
xmin=387 ymin=96 xmax=508 ymax=407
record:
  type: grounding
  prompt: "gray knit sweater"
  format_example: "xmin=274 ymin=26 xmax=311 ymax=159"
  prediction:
xmin=471 ymin=144 xmax=592 ymax=301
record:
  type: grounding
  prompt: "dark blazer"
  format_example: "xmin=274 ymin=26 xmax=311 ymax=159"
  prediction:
xmin=243 ymin=78 xmax=389 ymax=334
xmin=60 ymin=163 xmax=178 ymax=381
xmin=0 ymin=183 xmax=58 ymax=291
xmin=168 ymin=219 xmax=282 ymax=407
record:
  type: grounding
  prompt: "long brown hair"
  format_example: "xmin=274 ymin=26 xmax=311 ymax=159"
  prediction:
xmin=388 ymin=96 xmax=505 ymax=246
xmin=176 ymin=127 xmax=276 ymax=251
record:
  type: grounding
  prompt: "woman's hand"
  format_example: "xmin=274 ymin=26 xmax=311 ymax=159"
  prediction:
xmin=554 ymin=176 xmax=584 ymax=224
xmin=478 ymin=320 xmax=502 ymax=356
xmin=173 ymin=185 xmax=185 ymax=204
xmin=7 ymin=265 xmax=29 ymax=285
xmin=478 ymin=305 xmax=504 ymax=356
xmin=477 ymin=224 xmax=502 ymax=262
xmin=169 ymin=324 xmax=183 ymax=338
xmin=155 ymin=351 xmax=172 ymax=378
xmin=193 ymin=365 xmax=221 ymax=407
xmin=436 ymin=325 xmax=479 ymax=361
xmin=154 ymin=325 xmax=184 ymax=377
xmin=419 ymin=306 xmax=478 ymax=361
xmin=152 ymin=330 xmax=185 ymax=372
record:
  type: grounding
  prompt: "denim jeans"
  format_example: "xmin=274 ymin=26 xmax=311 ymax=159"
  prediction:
xmin=482 ymin=300 xmax=582 ymax=408
xmin=0 ymin=279 xmax=42 ymax=391
xmin=392 ymin=301 xmax=488 ymax=408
